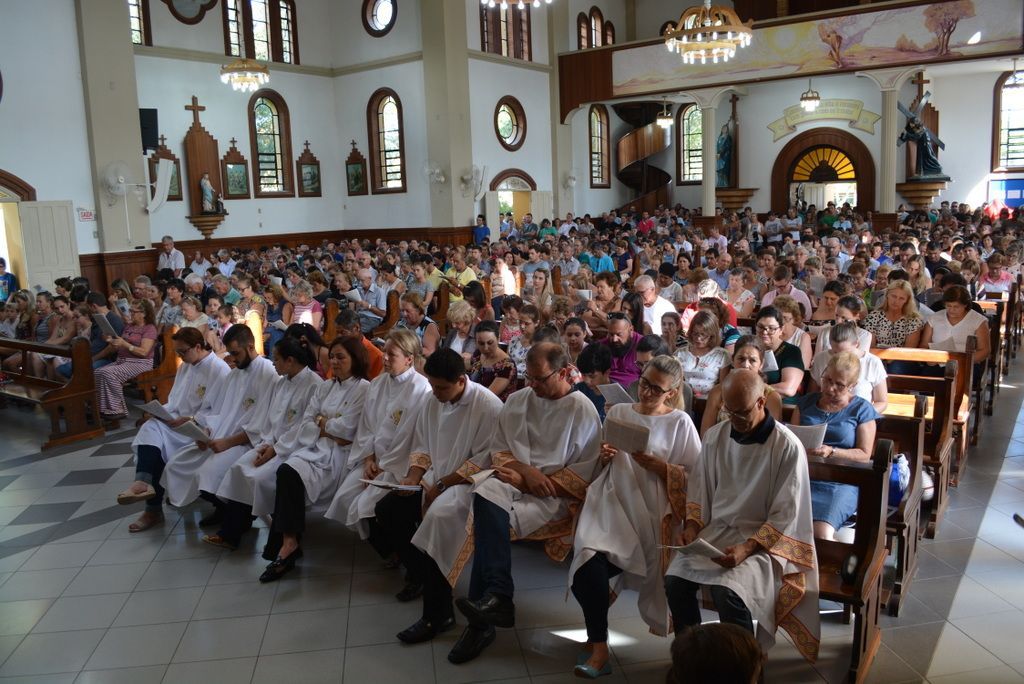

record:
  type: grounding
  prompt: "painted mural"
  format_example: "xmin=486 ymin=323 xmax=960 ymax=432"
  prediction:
xmin=613 ymin=0 xmax=1022 ymax=97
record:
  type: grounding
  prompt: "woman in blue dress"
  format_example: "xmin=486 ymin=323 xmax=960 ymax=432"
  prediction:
xmin=791 ymin=351 xmax=882 ymax=541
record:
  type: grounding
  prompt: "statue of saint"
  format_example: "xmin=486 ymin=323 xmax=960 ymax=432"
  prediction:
xmin=716 ymin=124 xmax=733 ymax=188
xmin=200 ymin=172 xmax=215 ymax=213
xmin=898 ymin=116 xmax=948 ymax=179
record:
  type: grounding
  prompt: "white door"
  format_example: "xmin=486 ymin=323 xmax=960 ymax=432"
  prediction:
xmin=531 ymin=191 xmax=554 ymax=226
xmin=484 ymin=191 xmax=500 ymax=241
xmin=18 ymin=201 xmax=80 ymax=291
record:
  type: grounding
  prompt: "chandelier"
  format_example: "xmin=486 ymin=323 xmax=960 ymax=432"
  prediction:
xmin=800 ymin=79 xmax=821 ymax=113
xmin=219 ymin=58 xmax=270 ymax=93
xmin=481 ymin=0 xmax=551 ymax=8
xmin=656 ymin=98 xmax=673 ymax=129
xmin=664 ymin=0 xmax=753 ymax=65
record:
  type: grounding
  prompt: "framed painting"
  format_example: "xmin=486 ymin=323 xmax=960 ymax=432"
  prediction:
xmin=296 ymin=141 xmax=323 ymax=198
xmin=147 ymin=138 xmax=183 ymax=201
xmin=220 ymin=140 xmax=251 ymax=200
xmin=346 ymin=142 xmax=368 ymax=197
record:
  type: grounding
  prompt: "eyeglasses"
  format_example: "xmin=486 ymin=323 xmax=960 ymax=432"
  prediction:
xmin=524 ymin=367 xmax=560 ymax=385
xmin=721 ymin=399 xmax=760 ymax=419
xmin=638 ymin=377 xmax=672 ymax=396
xmin=755 ymin=324 xmax=780 ymax=334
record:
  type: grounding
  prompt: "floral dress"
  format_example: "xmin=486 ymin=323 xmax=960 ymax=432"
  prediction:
xmin=469 ymin=352 xmax=518 ymax=402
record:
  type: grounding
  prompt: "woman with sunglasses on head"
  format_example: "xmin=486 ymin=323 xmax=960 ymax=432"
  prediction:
xmin=568 ymin=355 xmax=701 ymax=678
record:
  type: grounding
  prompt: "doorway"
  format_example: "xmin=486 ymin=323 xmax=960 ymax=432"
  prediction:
xmin=487 ymin=168 xmax=541 ymax=241
xmin=770 ymin=128 xmax=875 ymax=213
xmin=788 ymin=146 xmax=858 ymax=209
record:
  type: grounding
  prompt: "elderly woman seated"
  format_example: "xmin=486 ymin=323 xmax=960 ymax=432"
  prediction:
xmin=792 ymin=352 xmax=883 ymax=540
xmin=809 ymin=321 xmax=887 ymax=413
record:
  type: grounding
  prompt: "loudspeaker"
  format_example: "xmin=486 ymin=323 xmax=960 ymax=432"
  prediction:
xmin=139 ymin=108 xmax=159 ymax=152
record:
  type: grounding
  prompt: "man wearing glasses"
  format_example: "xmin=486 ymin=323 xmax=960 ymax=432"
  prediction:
xmin=438 ymin=343 xmax=602 ymax=665
xmin=664 ymin=369 xmax=820 ymax=664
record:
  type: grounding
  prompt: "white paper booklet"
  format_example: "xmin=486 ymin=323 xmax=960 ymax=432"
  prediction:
xmin=786 ymin=423 xmax=827 ymax=452
xmin=139 ymin=401 xmax=175 ymax=422
xmin=576 ymin=289 xmax=593 ymax=301
xmin=928 ymin=337 xmax=959 ymax=352
xmin=92 ymin=314 xmax=119 ymax=339
xmin=762 ymin=350 xmax=779 ymax=372
xmin=598 ymin=383 xmax=634 ymax=405
xmin=359 ymin=478 xmax=421 ymax=492
xmin=343 ymin=290 xmax=363 ymax=303
xmin=604 ymin=416 xmax=650 ymax=454
xmin=660 ymin=539 xmax=727 ymax=559
xmin=270 ymin=319 xmax=289 ymax=331
xmin=173 ymin=420 xmax=210 ymax=442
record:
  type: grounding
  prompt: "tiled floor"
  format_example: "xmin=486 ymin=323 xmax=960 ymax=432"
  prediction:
xmin=1 ymin=376 xmax=1024 ymax=684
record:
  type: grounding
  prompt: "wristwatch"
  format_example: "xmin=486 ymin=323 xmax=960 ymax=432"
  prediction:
xmin=435 ymin=480 xmax=447 ymax=492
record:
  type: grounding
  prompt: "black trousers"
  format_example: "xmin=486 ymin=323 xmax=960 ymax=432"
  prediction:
xmin=408 ymin=546 xmax=456 ymax=622
xmin=571 ymin=552 xmax=623 ymax=643
xmin=265 ymin=463 xmax=306 ymax=559
xmin=664 ymin=575 xmax=754 ymax=635
xmin=217 ymin=499 xmax=255 ymax=547
xmin=374 ymin=490 xmax=424 ymax=573
xmin=135 ymin=445 xmax=165 ymax=514
xmin=468 ymin=494 xmax=514 ymax=601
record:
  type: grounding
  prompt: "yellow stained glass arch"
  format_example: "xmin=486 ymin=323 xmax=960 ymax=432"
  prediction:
xmin=791 ymin=146 xmax=856 ymax=182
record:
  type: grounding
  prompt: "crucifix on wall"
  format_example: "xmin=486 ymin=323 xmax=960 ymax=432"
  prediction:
xmin=182 ymin=95 xmax=228 ymax=238
xmin=905 ymin=72 xmax=940 ymax=179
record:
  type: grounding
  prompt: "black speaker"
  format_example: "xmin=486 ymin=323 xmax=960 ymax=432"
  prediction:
xmin=139 ymin=108 xmax=159 ymax=151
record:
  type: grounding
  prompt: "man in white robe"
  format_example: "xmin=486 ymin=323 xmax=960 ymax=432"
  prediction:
xmin=203 ymin=336 xmax=322 ymax=549
xmin=117 ymin=327 xmax=230 ymax=532
xmin=371 ymin=350 xmax=503 ymax=645
xmin=160 ymin=325 xmax=279 ymax=519
xmin=665 ymin=369 xmax=820 ymax=664
xmin=437 ymin=343 xmax=601 ymax=665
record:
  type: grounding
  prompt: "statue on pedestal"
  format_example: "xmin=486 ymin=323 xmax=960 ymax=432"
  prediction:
xmin=716 ymin=124 xmax=733 ymax=188
xmin=897 ymin=94 xmax=949 ymax=181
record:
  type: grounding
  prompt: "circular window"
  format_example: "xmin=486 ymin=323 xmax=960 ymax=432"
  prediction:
xmin=362 ymin=0 xmax=396 ymax=37
xmin=494 ymin=96 xmax=526 ymax=151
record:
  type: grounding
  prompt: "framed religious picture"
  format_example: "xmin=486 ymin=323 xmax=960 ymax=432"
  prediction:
xmin=345 ymin=141 xmax=368 ymax=197
xmin=296 ymin=141 xmax=322 ymax=198
xmin=147 ymin=136 xmax=183 ymax=201
xmin=220 ymin=139 xmax=250 ymax=200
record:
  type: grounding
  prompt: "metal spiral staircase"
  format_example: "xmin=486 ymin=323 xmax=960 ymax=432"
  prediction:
xmin=613 ymin=102 xmax=673 ymax=214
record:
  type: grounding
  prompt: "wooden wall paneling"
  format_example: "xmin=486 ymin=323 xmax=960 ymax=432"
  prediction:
xmin=78 ymin=253 xmax=107 ymax=294
xmin=559 ymin=49 xmax=613 ymax=123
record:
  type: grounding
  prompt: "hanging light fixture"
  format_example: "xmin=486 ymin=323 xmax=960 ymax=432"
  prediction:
xmin=799 ymin=79 xmax=821 ymax=113
xmin=219 ymin=57 xmax=270 ymax=93
xmin=657 ymin=98 xmax=674 ymax=129
xmin=664 ymin=0 xmax=753 ymax=66
xmin=483 ymin=0 xmax=552 ymax=8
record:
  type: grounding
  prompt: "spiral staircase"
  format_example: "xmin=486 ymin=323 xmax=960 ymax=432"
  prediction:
xmin=613 ymin=102 xmax=673 ymax=214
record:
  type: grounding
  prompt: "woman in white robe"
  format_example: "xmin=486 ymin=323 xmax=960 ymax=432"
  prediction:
xmin=568 ymin=355 xmax=701 ymax=679
xmin=118 ymin=327 xmax=230 ymax=532
xmin=324 ymin=329 xmax=432 ymax=547
xmin=256 ymin=335 xmax=372 ymax=581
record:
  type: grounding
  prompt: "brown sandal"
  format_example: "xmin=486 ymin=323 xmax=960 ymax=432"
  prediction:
xmin=201 ymin=534 xmax=237 ymax=550
xmin=128 ymin=512 xmax=164 ymax=533
xmin=117 ymin=484 xmax=157 ymax=506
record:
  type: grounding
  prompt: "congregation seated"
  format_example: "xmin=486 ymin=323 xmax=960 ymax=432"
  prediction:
xmin=562 ymin=316 xmax=588 ymax=366
xmin=700 ymin=335 xmax=783 ymax=436
xmin=674 ymin=311 xmax=730 ymax=399
xmin=809 ymin=321 xmax=888 ymax=413
xmin=752 ymin=306 xmax=804 ymax=400
xmin=397 ymin=291 xmax=441 ymax=357
xmin=468 ymin=320 xmax=516 ymax=401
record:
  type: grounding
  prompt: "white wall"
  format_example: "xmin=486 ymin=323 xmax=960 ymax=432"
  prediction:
xmin=567 ymin=0 xmax=627 ymax=49
xmin=335 ymin=0 xmax=422 ymax=67
xmin=0 ymin=0 xmax=99 ymax=254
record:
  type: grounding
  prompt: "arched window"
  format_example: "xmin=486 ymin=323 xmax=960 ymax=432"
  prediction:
xmin=577 ymin=12 xmax=589 ymax=49
xmin=248 ymin=89 xmax=294 ymax=196
xmin=993 ymin=70 xmax=1024 ymax=172
xmin=224 ymin=0 xmax=299 ymax=64
xmin=676 ymin=104 xmax=702 ymax=184
xmin=480 ymin=5 xmax=531 ymax=61
xmin=589 ymin=7 xmax=604 ymax=48
xmin=128 ymin=0 xmax=151 ymax=46
xmin=604 ymin=21 xmax=615 ymax=46
xmin=589 ymin=105 xmax=610 ymax=188
xmin=363 ymin=0 xmax=397 ymax=37
xmin=367 ymin=88 xmax=407 ymax=194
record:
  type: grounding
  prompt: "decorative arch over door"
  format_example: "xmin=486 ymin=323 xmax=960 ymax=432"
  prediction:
xmin=0 ymin=170 xmax=37 ymax=201
xmin=770 ymin=128 xmax=874 ymax=212
xmin=489 ymin=168 xmax=537 ymax=191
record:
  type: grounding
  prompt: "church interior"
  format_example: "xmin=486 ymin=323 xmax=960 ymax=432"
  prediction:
xmin=1 ymin=0 xmax=1024 ymax=682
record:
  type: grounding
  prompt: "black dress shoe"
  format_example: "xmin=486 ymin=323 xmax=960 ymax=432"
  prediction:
xmin=258 ymin=548 xmax=303 ymax=583
xmin=396 ymin=616 xmax=456 ymax=644
xmin=199 ymin=509 xmax=223 ymax=527
xmin=447 ymin=625 xmax=496 ymax=664
xmin=395 ymin=581 xmax=424 ymax=602
xmin=455 ymin=594 xmax=515 ymax=629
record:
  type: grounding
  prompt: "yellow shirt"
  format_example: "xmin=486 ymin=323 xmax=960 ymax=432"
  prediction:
xmin=444 ymin=267 xmax=477 ymax=301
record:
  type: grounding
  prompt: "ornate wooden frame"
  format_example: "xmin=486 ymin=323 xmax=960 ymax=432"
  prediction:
xmin=147 ymin=136 xmax=183 ymax=202
xmin=770 ymin=127 xmax=875 ymax=212
xmin=160 ymin=0 xmax=217 ymax=25
xmin=494 ymin=95 xmax=527 ymax=152
xmin=345 ymin=141 xmax=368 ymax=197
xmin=296 ymin=141 xmax=322 ymax=198
xmin=0 ymin=169 xmax=36 ymax=201
xmin=220 ymin=138 xmax=250 ymax=200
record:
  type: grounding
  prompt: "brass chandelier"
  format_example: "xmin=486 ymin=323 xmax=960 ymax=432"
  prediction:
xmin=664 ymin=0 xmax=753 ymax=65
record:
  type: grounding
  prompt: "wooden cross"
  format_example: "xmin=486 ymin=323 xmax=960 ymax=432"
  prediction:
xmin=158 ymin=134 xmax=167 ymax=147
xmin=911 ymin=71 xmax=930 ymax=97
xmin=303 ymin=140 xmax=311 ymax=152
xmin=184 ymin=95 xmax=206 ymax=125
xmin=350 ymin=139 xmax=357 ymax=149
xmin=229 ymin=137 xmax=238 ymax=148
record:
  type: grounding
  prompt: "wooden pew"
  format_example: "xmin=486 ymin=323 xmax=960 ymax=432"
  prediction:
xmin=975 ymin=298 xmax=1004 ymax=416
xmin=876 ymin=414 xmax=926 ymax=616
xmin=0 ymin=337 xmax=105 ymax=448
xmin=131 ymin=326 xmax=181 ymax=404
xmin=809 ymin=438 xmax=893 ymax=684
xmin=434 ymin=282 xmax=451 ymax=336
xmin=322 ymin=298 xmax=340 ymax=344
xmin=551 ymin=265 xmax=562 ymax=296
xmin=371 ymin=290 xmax=401 ymax=338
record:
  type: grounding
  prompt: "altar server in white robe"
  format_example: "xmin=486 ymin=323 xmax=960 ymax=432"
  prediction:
xmin=324 ymin=329 xmax=431 ymax=551
xmin=202 ymin=336 xmax=323 ymax=549
xmin=370 ymin=349 xmax=503 ymax=644
xmin=568 ymin=354 xmax=701 ymax=679
xmin=256 ymin=335 xmax=371 ymax=582
xmin=117 ymin=327 xmax=230 ymax=533
xmin=665 ymin=369 xmax=820 ymax=665
xmin=160 ymin=325 xmax=279 ymax=513
xmin=438 ymin=343 xmax=601 ymax=666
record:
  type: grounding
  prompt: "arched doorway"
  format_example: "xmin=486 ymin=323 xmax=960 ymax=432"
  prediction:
xmin=0 ymin=170 xmax=36 ymax=290
xmin=771 ymin=128 xmax=875 ymax=213
xmin=489 ymin=168 xmax=538 ymax=231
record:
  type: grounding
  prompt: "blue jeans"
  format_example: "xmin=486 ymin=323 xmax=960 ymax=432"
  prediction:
xmin=468 ymin=494 xmax=514 ymax=601
xmin=56 ymin=358 xmax=112 ymax=379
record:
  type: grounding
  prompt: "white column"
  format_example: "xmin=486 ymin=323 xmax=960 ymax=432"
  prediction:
xmin=681 ymin=87 xmax=740 ymax=217
xmin=856 ymin=67 xmax=920 ymax=214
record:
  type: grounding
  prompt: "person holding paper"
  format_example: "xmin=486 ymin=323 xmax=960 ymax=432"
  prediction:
xmin=436 ymin=343 xmax=601 ymax=665
xmin=753 ymin=306 xmax=804 ymax=401
xmin=324 ymin=329 xmax=431 ymax=549
xmin=792 ymin=352 xmax=882 ymax=541
xmin=919 ymin=285 xmax=990 ymax=375
xmin=95 ymin=299 xmax=159 ymax=422
xmin=381 ymin=351 xmax=503 ymax=641
xmin=665 ymin=369 xmax=820 ymax=666
xmin=569 ymin=355 xmax=701 ymax=678
xmin=119 ymin=327 xmax=231 ymax=532
xmin=160 ymin=325 xmax=280 ymax=516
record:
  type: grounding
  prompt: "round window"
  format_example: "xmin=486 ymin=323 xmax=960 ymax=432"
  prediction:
xmin=363 ymin=0 xmax=396 ymax=36
xmin=494 ymin=96 xmax=526 ymax=151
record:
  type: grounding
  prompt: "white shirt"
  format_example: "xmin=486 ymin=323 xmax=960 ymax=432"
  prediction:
xmin=809 ymin=349 xmax=887 ymax=403
xmin=158 ymin=248 xmax=186 ymax=273
xmin=643 ymin=296 xmax=676 ymax=335
xmin=927 ymin=309 xmax=987 ymax=353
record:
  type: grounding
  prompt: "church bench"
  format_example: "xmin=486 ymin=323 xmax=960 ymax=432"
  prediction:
xmin=551 ymin=265 xmax=562 ymax=296
xmin=876 ymin=414 xmax=925 ymax=617
xmin=433 ymin=282 xmax=452 ymax=336
xmin=976 ymin=298 xmax=1006 ymax=415
xmin=322 ymin=299 xmax=340 ymax=344
xmin=808 ymin=437 xmax=893 ymax=684
xmin=0 ymin=336 xmax=105 ymax=449
xmin=481 ymin=276 xmax=492 ymax=303
xmin=129 ymin=326 xmax=180 ymax=404
xmin=371 ymin=290 xmax=402 ymax=338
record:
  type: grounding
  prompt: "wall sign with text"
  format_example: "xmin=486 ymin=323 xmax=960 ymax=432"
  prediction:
xmin=767 ymin=99 xmax=881 ymax=142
